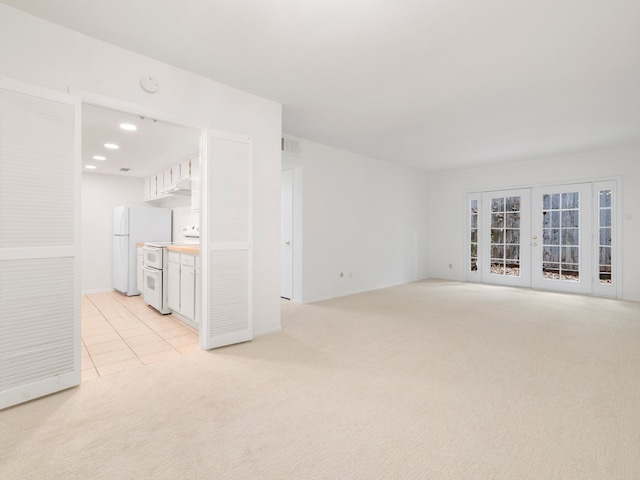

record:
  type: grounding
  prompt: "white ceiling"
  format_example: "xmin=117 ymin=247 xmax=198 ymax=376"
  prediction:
xmin=82 ymin=104 xmax=199 ymax=177
xmin=4 ymin=0 xmax=640 ymax=172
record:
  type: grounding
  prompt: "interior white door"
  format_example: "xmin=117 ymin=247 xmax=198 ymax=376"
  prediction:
xmin=480 ymin=189 xmax=531 ymax=287
xmin=531 ymin=183 xmax=593 ymax=294
xmin=199 ymin=129 xmax=253 ymax=350
xmin=0 ymin=77 xmax=81 ymax=410
xmin=280 ymin=169 xmax=293 ymax=299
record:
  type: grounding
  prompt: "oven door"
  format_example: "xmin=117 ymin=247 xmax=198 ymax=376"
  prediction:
xmin=143 ymin=266 xmax=163 ymax=312
xmin=143 ymin=246 xmax=163 ymax=270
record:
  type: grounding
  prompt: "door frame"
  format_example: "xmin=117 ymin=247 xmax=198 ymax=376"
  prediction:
xmin=280 ymin=160 xmax=303 ymax=303
xmin=70 ymin=88 xmax=256 ymax=349
xmin=280 ymin=169 xmax=293 ymax=300
xmin=69 ymin=88 xmax=208 ymax=344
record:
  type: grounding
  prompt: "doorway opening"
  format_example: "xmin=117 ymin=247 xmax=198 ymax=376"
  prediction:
xmin=80 ymin=101 xmax=202 ymax=380
xmin=281 ymin=169 xmax=293 ymax=300
xmin=279 ymin=163 xmax=303 ymax=303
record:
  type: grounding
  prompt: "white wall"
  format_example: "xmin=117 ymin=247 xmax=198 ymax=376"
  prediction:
xmin=172 ymin=205 xmax=200 ymax=244
xmin=284 ymin=139 xmax=430 ymax=303
xmin=0 ymin=4 xmax=282 ymax=336
xmin=81 ymin=173 xmax=147 ymax=293
xmin=428 ymin=144 xmax=640 ymax=301
xmin=146 ymin=195 xmax=201 ymax=243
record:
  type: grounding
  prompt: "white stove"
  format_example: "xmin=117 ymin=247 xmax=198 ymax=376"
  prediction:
xmin=142 ymin=243 xmax=177 ymax=314
xmin=142 ymin=240 xmax=199 ymax=314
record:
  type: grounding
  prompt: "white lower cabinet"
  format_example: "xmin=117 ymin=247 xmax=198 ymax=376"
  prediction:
xmin=167 ymin=251 xmax=198 ymax=328
xmin=167 ymin=252 xmax=181 ymax=312
xmin=195 ymin=256 xmax=201 ymax=326
xmin=180 ymin=255 xmax=195 ymax=320
xmin=136 ymin=247 xmax=144 ymax=296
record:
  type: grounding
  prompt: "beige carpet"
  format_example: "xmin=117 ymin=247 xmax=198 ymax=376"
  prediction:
xmin=1 ymin=279 xmax=639 ymax=479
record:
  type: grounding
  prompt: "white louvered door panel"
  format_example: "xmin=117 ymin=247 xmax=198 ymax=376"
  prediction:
xmin=0 ymin=78 xmax=81 ymax=410
xmin=200 ymin=131 xmax=252 ymax=350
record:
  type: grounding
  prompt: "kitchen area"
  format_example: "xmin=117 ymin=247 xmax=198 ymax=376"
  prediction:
xmin=81 ymin=103 xmax=204 ymax=379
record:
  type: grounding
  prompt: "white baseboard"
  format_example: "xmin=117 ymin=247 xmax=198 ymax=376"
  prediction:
xmin=81 ymin=288 xmax=116 ymax=295
xmin=253 ymin=326 xmax=282 ymax=338
xmin=300 ymin=276 xmax=431 ymax=304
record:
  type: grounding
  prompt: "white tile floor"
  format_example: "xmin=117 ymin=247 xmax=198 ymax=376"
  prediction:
xmin=81 ymin=291 xmax=199 ymax=381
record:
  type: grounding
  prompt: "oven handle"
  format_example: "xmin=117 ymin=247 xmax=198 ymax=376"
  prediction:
xmin=143 ymin=266 xmax=161 ymax=273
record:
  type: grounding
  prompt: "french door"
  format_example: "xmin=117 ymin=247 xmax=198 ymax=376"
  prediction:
xmin=467 ymin=181 xmax=618 ymax=297
xmin=478 ymin=189 xmax=531 ymax=287
xmin=531 ymin=184 xmax=592 ymax=294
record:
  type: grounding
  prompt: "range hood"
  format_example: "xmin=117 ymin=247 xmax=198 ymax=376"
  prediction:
xmin=163 ymin=178 xmax=192 ymax=196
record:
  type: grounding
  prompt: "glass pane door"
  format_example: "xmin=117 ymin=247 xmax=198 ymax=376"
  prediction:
xmin=532 ymin=184 xmax=592 ymax=294
xmin=480 ymin=189 xmax=531 ymax=287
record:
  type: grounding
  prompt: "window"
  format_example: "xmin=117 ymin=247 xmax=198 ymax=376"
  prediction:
xmin=598 ymin=189 xmax=612 ymax=284
xmin=470 ymin=199 xmax=478 ymax=272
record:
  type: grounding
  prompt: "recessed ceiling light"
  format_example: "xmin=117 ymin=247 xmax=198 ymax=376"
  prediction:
xmin=85 ymin=165 xmax=97 ymax=169
xmin=104 ymin=143 xmax=119 ymax=149
xmin=93 ymin=155 xmax=106 ymax=160
xmin=119 ymin=123 xmax=137 ymax=131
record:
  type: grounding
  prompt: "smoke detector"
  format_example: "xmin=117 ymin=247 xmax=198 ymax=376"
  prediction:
xmin=140 ymin=76 xmax=159 ymax=94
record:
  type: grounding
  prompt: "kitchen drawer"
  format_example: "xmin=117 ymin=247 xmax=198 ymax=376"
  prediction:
xmin=168 ymin=252 xmax=181 ymax=264
xmin=181 ymin=254 xmax=196 ymax=267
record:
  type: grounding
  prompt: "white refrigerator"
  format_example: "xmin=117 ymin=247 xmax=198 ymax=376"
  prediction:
xmin=113 ymin=206 xmax=172 ymax=296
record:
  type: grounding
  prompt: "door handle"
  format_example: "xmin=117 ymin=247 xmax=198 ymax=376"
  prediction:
xmin=284 ymin=241 xmax=291 ymax=245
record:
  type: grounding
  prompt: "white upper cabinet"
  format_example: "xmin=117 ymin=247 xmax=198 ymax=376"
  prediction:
xmin=179 ymin=157 xmax=191 ymax=181
xmin=160 ymin=166 xmax=174 ymax=193
xmin=145 ymin=153 xmax=197 ymax=202
xmin=143 ymin=175 xmax=157 ymax=200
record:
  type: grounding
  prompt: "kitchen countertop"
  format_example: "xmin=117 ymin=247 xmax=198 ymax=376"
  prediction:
xmin=166 ymin=244 xmax=200 ymax=255
xmin=136 ymin=242 xmax=146 ymax=247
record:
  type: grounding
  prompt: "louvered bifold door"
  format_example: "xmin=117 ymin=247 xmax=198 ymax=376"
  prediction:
xmin=200 ymin=131 xmax=252 ymax=350
xmin=0 ymin=78 xmax=81 ymax=409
